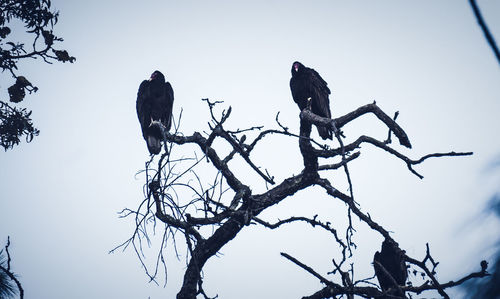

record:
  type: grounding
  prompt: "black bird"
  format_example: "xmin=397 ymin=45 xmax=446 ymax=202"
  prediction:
xmin=136 ymin=70 xmax=174 ymax=155
xmin=289 ymin=61 xmax=333 ymax=140
xmin=373 ymin=239 xmax=408 ymax=298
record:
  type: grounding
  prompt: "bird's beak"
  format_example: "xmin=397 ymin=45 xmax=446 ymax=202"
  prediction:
xmin=294 ymin=65 xmax=299 ymax=72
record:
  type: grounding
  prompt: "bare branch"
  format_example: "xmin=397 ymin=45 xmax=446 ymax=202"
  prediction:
xmin=254 ymin=215 xmax=346 ymax=250
xmin=384 ymin=111 xmax=399 ymax=145
xmin=318 ymin=135 xmax=472 ymax=179
xmin=300 ymin=102 xmax=411 ymax=148
xmin=281 ymin=252 xmax=338 ymax=288
xmin=150 ymin=182 xmax=204 ymax=243
xmin=315 ymin=177 xmax=392 ymax=241
xmin=213 ymin=126 xmax=275 ymax=184
xmin=469 ymin=0 xmax=500 ymax=65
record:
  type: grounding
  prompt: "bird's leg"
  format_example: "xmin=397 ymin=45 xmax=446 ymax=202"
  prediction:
xmin=330 ymin=119 xmax=345 ymax=138
xmin=306 ymin=97 xmax=312 ymax=111
xmin=158 ymin=121 xmax=169 ymax=155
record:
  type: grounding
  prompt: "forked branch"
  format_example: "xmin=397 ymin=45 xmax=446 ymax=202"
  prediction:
xmin=120 ymin=99 xmax=485 ymax=299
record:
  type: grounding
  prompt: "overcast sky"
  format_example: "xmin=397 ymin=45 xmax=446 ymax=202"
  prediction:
xmin=1 ymin=1 xmax=499 ymax=298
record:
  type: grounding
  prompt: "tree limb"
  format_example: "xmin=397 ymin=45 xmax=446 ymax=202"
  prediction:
xmin=469 ymin=0 xmax=500 ymax=65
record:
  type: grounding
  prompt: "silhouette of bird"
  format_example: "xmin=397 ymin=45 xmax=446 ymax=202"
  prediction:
xmin=136 ymin=70 xmax=174 ymax=155
xmin=290 ymin=61 xmax=333 ymax=140
xmin=373 ymin=238 xmax=408 ymax=298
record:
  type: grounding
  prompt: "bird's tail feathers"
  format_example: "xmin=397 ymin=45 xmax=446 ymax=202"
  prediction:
xmin=145 ymin=120 xmax=168 ymax=155
xmin=147 ymin=135 xmax=162 ymax=155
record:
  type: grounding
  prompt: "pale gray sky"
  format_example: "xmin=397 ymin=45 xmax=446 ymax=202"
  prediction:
xmin=1 ymin=1 xmax=499 ymax=298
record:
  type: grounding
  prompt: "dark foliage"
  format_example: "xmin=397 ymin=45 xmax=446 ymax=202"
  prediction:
xmin=0 ymin=268 xmax=17 ymax=299
xmin=0 ymin=237 xmax=23 ymax=299
xmin=0 ymin=101 xmax=39 ymax=150
xmin=136 ymin=70 xmax=174 ymax=155
xmin=0 ymin=0 xmax=74 ymax=150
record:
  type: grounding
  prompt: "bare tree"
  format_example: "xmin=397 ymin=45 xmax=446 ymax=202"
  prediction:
xmin=114 ymin=98 xmax=489 ymax=299
xmin=0 ymin=0 xmax=75 ymax=151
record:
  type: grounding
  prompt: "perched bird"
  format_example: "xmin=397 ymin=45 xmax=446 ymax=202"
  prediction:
xmin=290 ymin=61 xmax=333 ymax=140
xmin=136 ymin=70 xmax=174 ymax=155
xmin=373 ymin=239 xmax=408 ymax=298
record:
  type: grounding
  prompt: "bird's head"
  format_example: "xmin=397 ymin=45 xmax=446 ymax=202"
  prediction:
xmin=291 ymin=61 xmax=303 ymax=75
xmin=149 ymin=70 xmax=165 ymax=82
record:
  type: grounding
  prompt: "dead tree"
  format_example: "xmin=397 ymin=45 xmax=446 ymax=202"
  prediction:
xmin=114 ymin=98 xmax=489 ymax=299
